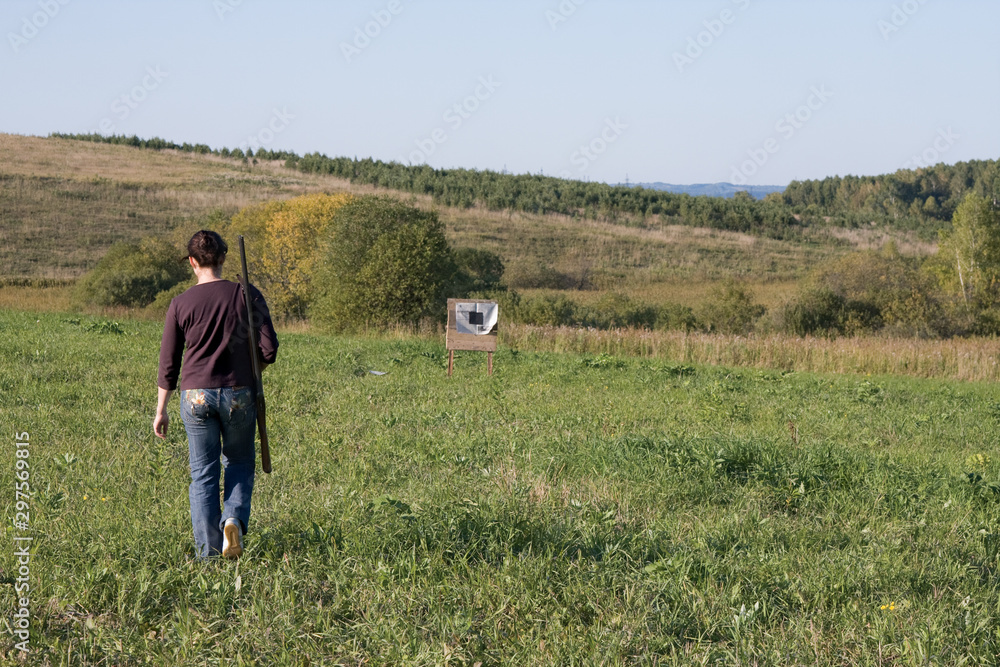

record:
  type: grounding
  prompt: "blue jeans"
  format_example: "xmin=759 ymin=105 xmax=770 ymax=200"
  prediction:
xmin=180 ymin=387 xmax=256 ymax=559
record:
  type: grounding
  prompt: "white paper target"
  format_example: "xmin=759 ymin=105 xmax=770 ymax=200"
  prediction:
xmin=455 ymin=302 xmax=498 ymax=335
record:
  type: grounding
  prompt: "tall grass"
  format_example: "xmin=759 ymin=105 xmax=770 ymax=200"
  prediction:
xmin=0 ymin=284 xmax=75 ymax=312
xmin=503 ymin=324 xmax=1000 ymax=382
xmin=4 ymin=282 xmax=996 ymax=383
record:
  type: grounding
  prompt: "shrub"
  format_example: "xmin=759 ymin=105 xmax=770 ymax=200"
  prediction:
xmin=784 ymin=248 xmax=947 ymax=337
xmin=220 ymin=193 xmax=354 ymax=319
xmin=145 ymin=279 xmax=196 ymax=317
xmin=653 ymin=303 xmax=698 ymax=332
xmin=503 ymin=260 xmax=575 ymax=290
xmin=699 ymin=280 xmax=766 ymax=334
xmin=971 ymin=308 xmax=1000 ymax=337
xmin=579 ymin=293 xmax=658 ymax=329
xmin=75 ymin=238 xmax=188 ymax=308
xmin=514 ymin=294 xmax=580 ymax=326
xmin=499 ymin=291 xmax=695 ymax=331
xmin=781 ymin=287 xmax=846 ymax=337
xmin=780 ymin=287 xmax=882 ymax=337
xmin=452 ymin=248 xmax=505 ymax=295
xmin=310 ymin=196 xmax=456 ymax=331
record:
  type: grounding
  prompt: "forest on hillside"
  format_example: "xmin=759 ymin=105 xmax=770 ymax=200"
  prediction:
xmin=784 ymin=160 xmax=1000 ymax=228
xmin=51 ymin=132 xmax=1000 ymax=240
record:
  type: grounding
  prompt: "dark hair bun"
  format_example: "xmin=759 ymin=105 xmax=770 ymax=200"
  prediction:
xmin=187 ymin=230 xmax=228 ymax=268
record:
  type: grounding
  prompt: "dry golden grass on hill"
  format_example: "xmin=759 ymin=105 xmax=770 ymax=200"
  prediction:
xmin=440 ymin=205 xmax=867 ymax=298
xmin=0 ymin=134 xmax=433 ymax=277
xmin=1 ymin=133 xmax=346 ymax=188
xmin=0 ymin=133 xmax=935 ymax=308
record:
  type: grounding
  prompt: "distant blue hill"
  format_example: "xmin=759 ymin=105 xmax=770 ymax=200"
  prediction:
xmin=632 ymin=182 xmax=786 ymax=199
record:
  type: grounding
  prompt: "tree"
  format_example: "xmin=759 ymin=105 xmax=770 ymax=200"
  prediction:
xmin=311 ymin=196 xmax=457 ymax=331
xmin=937 ymin=193 xmax=1000 ymax=306
xmin=75 ymin=237 xmax=188 ymax=308
xmin=452 ymin=247 xmax=505 ymax=294
xmin=922 ymin=196 xmax=939 ymax=216
xmin=221 ymin=193 xmax=353 ymax=318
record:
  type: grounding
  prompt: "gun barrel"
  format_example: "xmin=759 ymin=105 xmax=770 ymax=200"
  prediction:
xmin=238 ymin=235 xmax=272 ymax=474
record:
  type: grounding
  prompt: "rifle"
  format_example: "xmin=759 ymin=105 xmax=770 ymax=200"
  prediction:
xmin=238 ymin=236 xmax=272 ymax=474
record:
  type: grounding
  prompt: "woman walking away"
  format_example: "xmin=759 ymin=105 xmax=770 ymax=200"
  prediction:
xmin=153 ymin=230 xmax=278 ymax=559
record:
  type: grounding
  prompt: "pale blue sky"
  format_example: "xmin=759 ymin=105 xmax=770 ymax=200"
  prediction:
xmin=1 ymin=0 xmax=997 ymax=185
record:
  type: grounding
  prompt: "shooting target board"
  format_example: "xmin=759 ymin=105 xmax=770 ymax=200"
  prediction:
xmin=446 ymin=299 xmax=498 ymax=375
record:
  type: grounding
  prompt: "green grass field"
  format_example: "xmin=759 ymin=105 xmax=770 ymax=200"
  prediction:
xmin=4 ymin=309 xmax=1000 ymax=664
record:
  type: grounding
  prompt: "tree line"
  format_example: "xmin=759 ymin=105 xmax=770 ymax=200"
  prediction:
xmin=783 ymin=160 xmax=1000 ymax=237
xmin=53 ymin=132 xmax=997 ymax=240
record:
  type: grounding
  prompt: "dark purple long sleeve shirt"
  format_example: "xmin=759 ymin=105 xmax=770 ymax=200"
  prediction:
xmin=158 ymin=280 xmax=278 ymax=391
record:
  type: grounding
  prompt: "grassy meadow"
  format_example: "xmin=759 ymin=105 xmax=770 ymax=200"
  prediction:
xmin=4 ymin=309 xmax=1000 ymax=664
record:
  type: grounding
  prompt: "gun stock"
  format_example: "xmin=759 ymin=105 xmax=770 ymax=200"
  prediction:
xmin=238 ymin=236 xmax=272 ymax=474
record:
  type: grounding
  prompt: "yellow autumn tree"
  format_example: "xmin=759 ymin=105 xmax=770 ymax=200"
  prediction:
xmin=221 ymin=193 xmax=353 ymax=318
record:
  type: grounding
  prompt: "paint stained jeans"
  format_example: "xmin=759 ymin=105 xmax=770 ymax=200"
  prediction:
xmin=180 ymin=387 xmax=256 ymax=559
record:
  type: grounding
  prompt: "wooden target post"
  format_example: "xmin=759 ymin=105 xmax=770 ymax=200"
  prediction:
xmin=446 ymin=299 xmax=498 ymax=376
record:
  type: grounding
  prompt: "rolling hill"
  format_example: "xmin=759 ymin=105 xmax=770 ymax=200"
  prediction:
xmin=0 ymin=133 xmax=935 ymax=312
